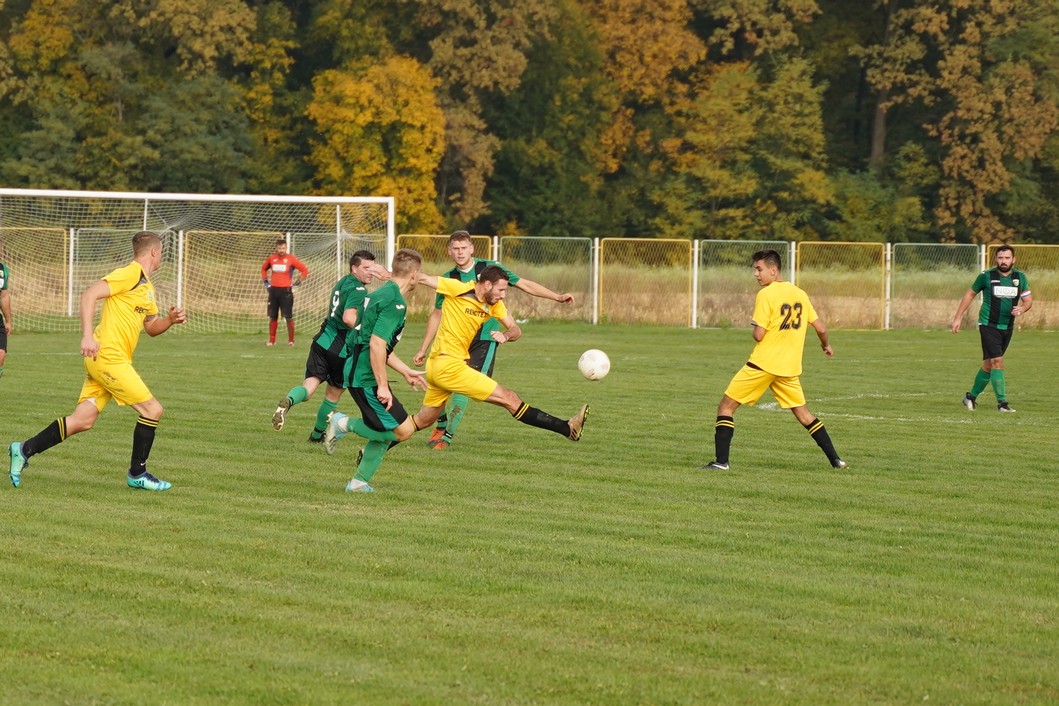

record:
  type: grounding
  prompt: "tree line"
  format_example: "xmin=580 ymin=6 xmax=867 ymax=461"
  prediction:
xmin=1 ymin=0 xmax=1057 ymax=244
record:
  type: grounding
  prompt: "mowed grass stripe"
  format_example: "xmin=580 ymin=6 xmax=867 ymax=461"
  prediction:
xmin=1 ymin=325 xmax=1057 ymax=704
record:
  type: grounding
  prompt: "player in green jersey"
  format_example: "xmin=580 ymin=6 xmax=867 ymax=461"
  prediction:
xmin=271 ymin=251 xmax=387 ymax=440
xmin=326 ymin=249 xmax=426 ymax=492
xmin=412 ymin=230 xmax=574 ymax=450
xmin=952 ymin=244 xmax=1033 ymax=412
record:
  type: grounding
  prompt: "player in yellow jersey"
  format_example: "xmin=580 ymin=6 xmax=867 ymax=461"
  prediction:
xmin=699 ymin=250 xmax=846 ymax=471
xmin=328 ymin=264 xmax=588 ymax=460
xmin=8 ymin=231 xmax=187 ymax=491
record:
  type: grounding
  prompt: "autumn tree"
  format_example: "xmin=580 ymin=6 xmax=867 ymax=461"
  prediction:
xmin=408 ymin=0 xmax=558 ymax=226
xmin=307 ymin=56 xmax=446 ymax=232
xmin=657 ymin=0 xmax=830 ymax=240
xmin=860 ymin=0 xmax=1059 ymax=242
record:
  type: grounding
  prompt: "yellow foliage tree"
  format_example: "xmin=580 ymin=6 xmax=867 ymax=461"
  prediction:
xmin=307 ymin=56 xmax=446 ymax=232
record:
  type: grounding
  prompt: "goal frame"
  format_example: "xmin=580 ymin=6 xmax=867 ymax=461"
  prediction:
xmin=0 ymin=188 xmax=395 ymax=333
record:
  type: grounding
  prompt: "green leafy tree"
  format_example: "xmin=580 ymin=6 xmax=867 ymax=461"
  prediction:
xmin=0 ymin=0 xmax=260 ymax=191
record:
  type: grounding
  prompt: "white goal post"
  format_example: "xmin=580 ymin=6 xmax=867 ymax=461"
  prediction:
xmin=0 ymin=188 xmax=395 ymax=334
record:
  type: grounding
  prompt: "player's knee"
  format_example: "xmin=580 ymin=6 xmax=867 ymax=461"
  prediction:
xmin=394 ymin=420 xmax=416 ymax=442
xmin=140 ymin=398 xmax=164 ymax=419
xmin=497 ymin=388 xmax=521 ymax=414
xmin=68 ymin=406 xmax=99 ymax=434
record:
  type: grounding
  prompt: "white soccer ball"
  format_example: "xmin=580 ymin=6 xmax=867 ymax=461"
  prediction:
xmin=578 ymin=349 xmax=611 ymax=380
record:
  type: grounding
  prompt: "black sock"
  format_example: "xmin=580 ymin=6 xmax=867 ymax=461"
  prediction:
xmin=512 ymin=403 xmax=569 ymax=436
xmin=130 ymin=416 xmax=159 ymax=475
xmin=804 ymin=418 xmax=839 ymax=464
xmin=714 ymin=416 xmax=734 ymax=464
xmin=21 ymin=418 xmax=67 ymax=458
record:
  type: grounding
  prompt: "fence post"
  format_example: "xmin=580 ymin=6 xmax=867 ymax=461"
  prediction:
xmin=789 ymin=241 xmax=797 ymax=283
xmin=177 ymin=230 xmax=185 ymax=310
xmin=67 ymin=227 xmax=76 ymax=317
xmin=492 ymin=235 xmax=499 ymax=261
xmin=979 ymin=244 xmax=986 ymax=271
xmin=691 ymin=239 xmax=700 ymax=328
xmin=592 ymin=237 xmax=600 ymax=325
xmin=884 ymin=242 xmax=892 ymax=330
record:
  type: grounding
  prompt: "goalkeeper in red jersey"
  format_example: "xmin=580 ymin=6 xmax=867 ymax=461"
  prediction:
xmin=262 ymin=238 xmax=309 ymax=346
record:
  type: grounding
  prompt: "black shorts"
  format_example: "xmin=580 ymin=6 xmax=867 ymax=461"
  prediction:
xmin=267 ymin=287 xmax=294 ymax=319
xmin=979 ymin=325 xmax=1013 ymax=359
xmin=467 ymin=337 xmax=498 ymax=376
xmin=303 ymin=341 xmax=346 ymax=388
xmin=0 ymin=323 xmax=7 ymax=352
xmin=350 ymin=386 xmax=409 ymax=433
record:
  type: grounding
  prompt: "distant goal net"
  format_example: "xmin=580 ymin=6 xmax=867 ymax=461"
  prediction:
xmin=0 ymin=189 xmax=394 ymax=334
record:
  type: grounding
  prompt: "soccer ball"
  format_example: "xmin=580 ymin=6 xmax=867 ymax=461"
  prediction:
xmin=578 ymin=349 xmax=610 ymax=380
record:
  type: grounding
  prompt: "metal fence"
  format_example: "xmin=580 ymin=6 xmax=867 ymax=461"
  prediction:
xmin=5 ymin=224 xmax=1056 ymax=330
xmin=396 ymin=236 xmax=1056 ymax=330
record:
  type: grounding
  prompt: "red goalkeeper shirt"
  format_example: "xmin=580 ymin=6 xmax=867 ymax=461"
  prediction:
xmin=261 ymin=254 xmax=308 ymax=288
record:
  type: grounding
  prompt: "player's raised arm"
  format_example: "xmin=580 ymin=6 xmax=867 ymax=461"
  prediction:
xmin=512 ymin=277 xmax=574 ymax=304
xmin=416 ymin=271 xmax=440 ymax=289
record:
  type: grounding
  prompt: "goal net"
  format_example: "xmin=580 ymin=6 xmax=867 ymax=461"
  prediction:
xmin=0 ymin=189 xmax=394 ymax=334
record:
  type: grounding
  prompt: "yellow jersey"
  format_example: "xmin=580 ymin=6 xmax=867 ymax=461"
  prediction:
xmin=429 ymin=277 xmax=508 ymax=361
xmin=747 ymin=280 xmax=818 ymax=377
xmin=94 ymin=262 xmax=158 ymax=363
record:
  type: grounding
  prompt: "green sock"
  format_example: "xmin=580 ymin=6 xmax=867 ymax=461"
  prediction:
xmin=990 ymin=369 xmax=1006 ymax=401
xmin=311 ymin=398 xmax=338 ymax=439
xmin=354 ymin=440 xmax=389 ymax=482
xmin=969 ymin=369 xmax=990 ymax=397
xmin=287 ymin=385 xmax=309 ymax=405
xmin=351 ymin=417 xmax=398 ymax=443
xmin=444 ymin=393 xmax=469 ymax=439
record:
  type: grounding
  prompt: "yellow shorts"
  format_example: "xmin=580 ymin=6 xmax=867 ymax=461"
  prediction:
xmin=79 ymin=357 xmax=153 ymax=411
xmin=724 ymin=364 xmax=806 ymax=409
xmin=422 ymin=354 xmax=498 ymax=408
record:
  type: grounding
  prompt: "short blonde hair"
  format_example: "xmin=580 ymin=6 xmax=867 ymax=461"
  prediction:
xmin=132 ymin=231 xmax=162 ymax=256
xmin=391 ymin=248 xmax=422 ymax=276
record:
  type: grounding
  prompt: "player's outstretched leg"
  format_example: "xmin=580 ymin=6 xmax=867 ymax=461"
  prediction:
xmin=510 ymin=401 xmax=589 ymax=441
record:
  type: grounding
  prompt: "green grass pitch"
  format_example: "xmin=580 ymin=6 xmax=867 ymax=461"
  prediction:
xmin=1 ymin=323 xmax=1058 ymax=704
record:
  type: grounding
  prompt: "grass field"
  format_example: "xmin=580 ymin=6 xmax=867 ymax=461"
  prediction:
xmin=2 ymin=323 xmax=1058 ymax=705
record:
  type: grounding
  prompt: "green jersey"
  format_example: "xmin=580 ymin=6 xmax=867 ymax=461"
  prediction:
xmin=433 ymin=258 xmax=519 ymax=340
xmin=346 ymin=280 xmax=408 ymax=389
xmin=314 ymin=274 xmax=368 ymax=354
xmin=971 ymin=268 xmax=1030 ymax=331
